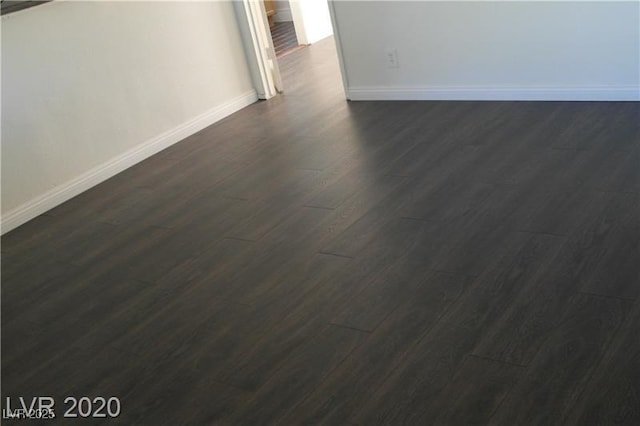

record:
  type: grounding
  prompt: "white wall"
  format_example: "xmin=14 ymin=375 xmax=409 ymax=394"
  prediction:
xmin=1 ymin=1 xmax=256 ymax=232
xmin=274 ymin=0 xmax=293 ymax=22
xmin=331 ymin=1 xmax=640 ymax=100
xmin=292 ymin=0 xmax=334 ymax=44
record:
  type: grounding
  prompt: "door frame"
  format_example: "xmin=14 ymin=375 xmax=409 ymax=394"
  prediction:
xmin=233 ymin=0 xmax=282 ymax=99
xmin=235 ymin=0 xmax=349 ymax=100
xmin=325 ymin=0 xmax=350 ymax=99
xmin=288 ymin=0 xmax=308 ymax=45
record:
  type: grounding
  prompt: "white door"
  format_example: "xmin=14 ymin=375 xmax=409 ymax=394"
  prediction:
xmin=234 ymin=0 xmax=283 ymax=99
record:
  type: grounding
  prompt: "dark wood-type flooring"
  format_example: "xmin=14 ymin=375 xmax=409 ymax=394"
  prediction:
xmin=2 ymin=37 xmax=640 ymax=425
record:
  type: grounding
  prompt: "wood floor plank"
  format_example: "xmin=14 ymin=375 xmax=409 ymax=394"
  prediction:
xmin=229 ymin=323 xmax=367 ymax=426
xmin=579 ymin=224 xmax=640 ymax=300
xmin=469 ymin=192 xmax=636 ymax=365
xmin=1 ymin=214 xmax=118 ymax=267
xmin=281 ymin=271 xmax=473 ymax=425
xmin=597 ymin=148 xmax=640 ymax=194
xmin=116 ymin=367 xmax=252 ymax=425
xmin=214 ymin=308 xmax=329 ymax=392
xmin=400 ymin=180 xmax=495 ymax=222
xmin=351 ymin=233 xmax=563 ymax=425
xmin=318 ymin=185 xmax=420 ymax=258
xmin=220 ymin=220 xmax=446 ymax=397
xmin=489 ymin=293 xmax=630 ymax=426
xmin=565 ymin=302 xmax=640 ymax=425
xmin=304 ymin=170 xmax=382 ymax=210
xmin=420 ymin=355 xmax=523 ymax=425
xmin=433 ymin=222 xmax=528 ymax=277
xmin=272 ymin=220 xmax=434 ymax=331
xmin=2 ymin=277 xmax=181 ymax=395
xmin=519 ymin=189 xmax=604 ymax=236
xmin=471 ymin=242 xmax=598 ymax=366
xmin=329 ymin=223 xmax=472 ymax=331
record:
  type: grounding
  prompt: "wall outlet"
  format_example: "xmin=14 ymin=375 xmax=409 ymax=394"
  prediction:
xmin=384 ymin=48 xmax=399 ymax=68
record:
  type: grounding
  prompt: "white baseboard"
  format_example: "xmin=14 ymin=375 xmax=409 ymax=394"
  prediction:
xmin=347 ymin=86 xmax=640 ymax=101
xmin=1 ymin=89 xmax=257 ymax=234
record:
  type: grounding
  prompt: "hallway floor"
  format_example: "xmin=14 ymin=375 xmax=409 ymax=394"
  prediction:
xmin=2 ymin=37 xmax=639 ymax=425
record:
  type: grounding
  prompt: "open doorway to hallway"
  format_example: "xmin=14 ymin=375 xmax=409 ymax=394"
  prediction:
xmin=236 ymin=0 xmax=344 ymax=100
xmin=267 ymin=0 xmax=340 ymax=93
xmin=265 ymin=1 xmax=306 ymax=58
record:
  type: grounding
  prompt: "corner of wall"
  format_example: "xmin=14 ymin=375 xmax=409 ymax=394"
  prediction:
xmin=0 ymin=90 xmax=257 ymax=235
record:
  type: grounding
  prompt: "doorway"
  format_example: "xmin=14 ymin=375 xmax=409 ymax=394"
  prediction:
xmin=265 ymin=1 xmax=306 ymax=58
xmin=234 ymin=0 xmax=345 ymax=100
